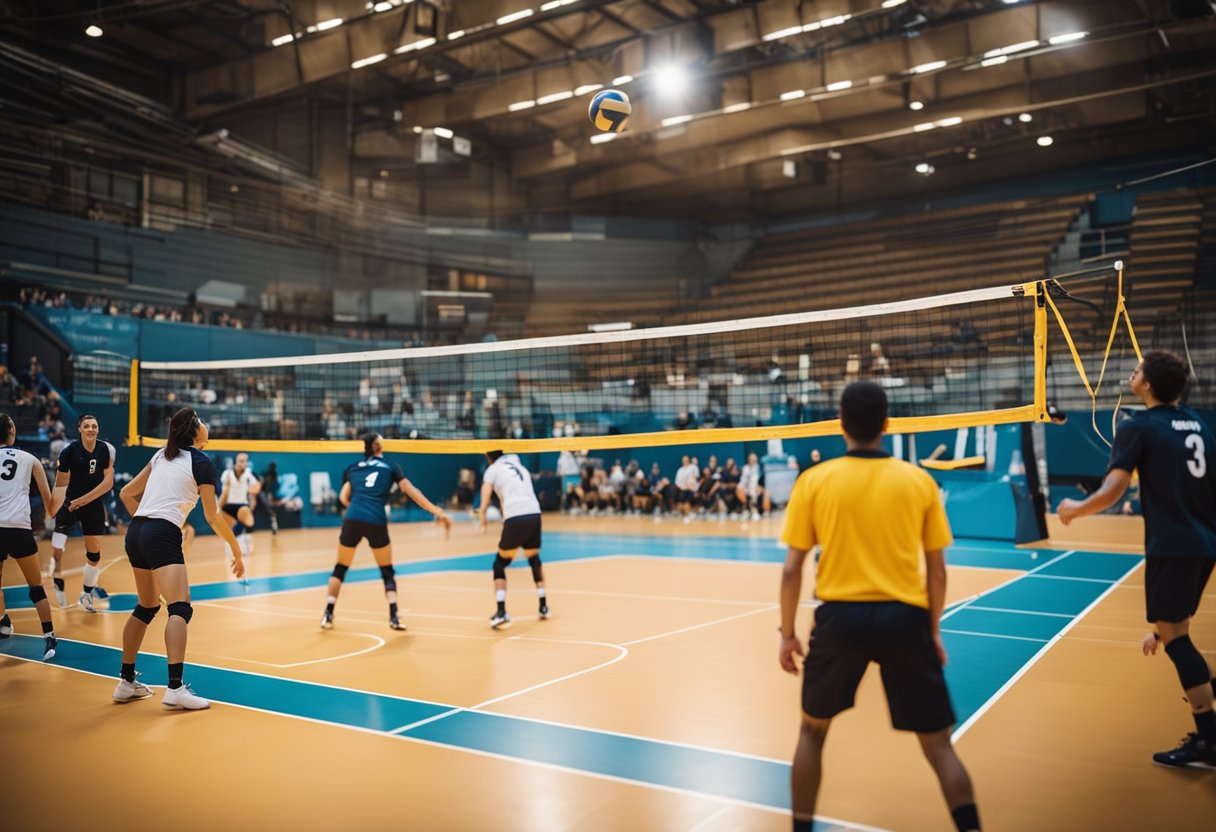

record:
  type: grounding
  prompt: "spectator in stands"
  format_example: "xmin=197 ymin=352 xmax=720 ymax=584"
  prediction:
xmin=649 ymin=462 xmax=674 ymax=515
xmin=260 ymin=461 xmax=280 ymax=535
xmin=870 ymin=342 xmax=891 ymax=377
xmin=0 ymin=367 xmax=19 ymax=405
xmin=21 ymin=356 xmax=51 ymax=396
xmin=456 ymin=391 xmax=477 ymax=432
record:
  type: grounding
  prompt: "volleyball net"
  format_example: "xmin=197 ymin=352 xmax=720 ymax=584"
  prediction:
xmin=126 ymin=272 xmax=1141 ymax=454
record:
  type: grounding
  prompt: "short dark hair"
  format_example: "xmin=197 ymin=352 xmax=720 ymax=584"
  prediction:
xmin=839 ymin=381 xmax=888 ymax=442
xmin=1140 ymin=350 xmax=1190 ymax=403
xmin=486 ymin=450 xmax=503 ymax=462
xmin=77 ymin=413 xmax=97 ymax=427
xmin=362 ymin=433 xmax=381 ymax=458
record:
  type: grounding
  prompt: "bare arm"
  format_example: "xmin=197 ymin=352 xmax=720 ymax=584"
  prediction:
xmin=478 ymin=481 xmax=493 ymax=531
xmin=400 ymin=477 xmax=452 ymax=535
xmin=924 ymin=547 xmax=948 ymax=666
xmin=50 ymin=470 xmax=69 ymax=518
xmin=1057 ymin=469 xmax=1132 ymax=525
xmin=68 ymin=464 xmax=113 ymax=511
xmin=120 ymin=464 xmax=152 ymax=516
xmin=779 ymin=545 xmax=811 ymax=674
xmin=200 ymin=483 xmax=243 ymax=577
xmin=339 ymin=480 xmax=352 ymax=508
xmin=31 ymin=462 xmax=53 ymax=512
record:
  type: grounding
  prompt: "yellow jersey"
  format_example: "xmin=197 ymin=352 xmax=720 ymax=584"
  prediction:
xmin=781 ymin=451 xmax=953 ymax=609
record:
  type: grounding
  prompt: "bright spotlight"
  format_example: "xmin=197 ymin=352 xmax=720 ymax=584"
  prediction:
xmin=85 ymin=25 xmax=103 ymax=37
xmin=652 ymin=64 xmax=690 ymax=96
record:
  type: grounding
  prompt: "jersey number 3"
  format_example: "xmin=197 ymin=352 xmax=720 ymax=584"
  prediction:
xmin=1185 ymin=434 xmax=1207 ymax=479
xmin=0 ymin=459 xmax=15 ymax=481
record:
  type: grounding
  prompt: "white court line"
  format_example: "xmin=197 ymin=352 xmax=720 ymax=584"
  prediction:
xmin=965 ymin=605 xmax=1074 ymax=619
xmin=940 ymin=550 xmax=1076 ymax=622
xmin=216 ymin=633 xmax=386 ymax=668
xmin=416 ymin=581 xmax=772 ymax=608
xmin=1023 ymin=573 xmax=1116 ymax=585
xmin=620 ymin=604 xmax=780 ymax=647
xmin=951 ymin=555 xmax=1144 ymax=743
xmin=940 ymin=628 xmax=1049 ymax=644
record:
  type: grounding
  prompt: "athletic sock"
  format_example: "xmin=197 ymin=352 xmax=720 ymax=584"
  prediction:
xmin=951 ymin=804 xmax=980 ymax=832
xmin=325 ymin=597 xmax=336 ymax=615
xmin=41 ymin=620 xmax=54 ymax=634
xmin=389 ymin=602 xmax=399 ymax=618
xmin=53 ymin=577 xmax=65 ymax=592
xmin=793 ymin=819 xmax=815 ymax=832
xmin=1194 ymin=710 xmax=1216 ymax=743
xmin=167 ymin=663 xmax=184 ymax=690
xmin=121 ymin=662 xmax=136 ymax=683
xmin=496 ymin=589 xmax=506 ymax=616
xmin=537 ymin=588 xmax=547 ymax=599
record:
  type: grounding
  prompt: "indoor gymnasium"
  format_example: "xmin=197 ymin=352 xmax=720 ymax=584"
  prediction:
xmin=1 ymin=1 xmax=1215 ymax=830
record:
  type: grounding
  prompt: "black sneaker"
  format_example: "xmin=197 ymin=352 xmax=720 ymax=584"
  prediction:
xmin=389 ymin=614 xmax=406 ymax=631
xmin=0 ymin=613 xmax=11 ymax=638
xmin=538 ymin=601 xmax=550 ymax=620
xmin=1152 ymin=733 xmax=1216 ymax=769
xmin=42 ymin=633 xmax=57 ymax=661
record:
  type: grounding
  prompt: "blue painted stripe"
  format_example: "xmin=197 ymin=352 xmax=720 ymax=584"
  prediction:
xmin=943 ymin=607 xmax=1066 ymax=642
xmin=1028 ymin=550 xmax=1141 ymax=581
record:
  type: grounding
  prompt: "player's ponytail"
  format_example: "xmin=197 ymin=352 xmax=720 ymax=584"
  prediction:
xmin=362 ymin=433 xmax=380 ymax=458
xmin=0 ymin=413 xmax=14 ymax=445
xmin=165 ymin=407 xmax=200 ymax=461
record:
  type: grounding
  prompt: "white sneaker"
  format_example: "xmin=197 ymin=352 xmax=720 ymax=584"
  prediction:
xmin=113 ymin=675 xmax=154 ymax=702
xmin=751 ymin=510 xmax=761 ymax=521
xmin=78 ymin=592 xmax=97 ymax=613
xmin=490 ymin=611 xmax=512 ymax=630
xmin=162 ymin=683 xmax=210 ymax=710
xmin=42 ymin=634 xmax=57 ymax=661
xmin=54 ymin=586 xmax=67 ymax=607
xmin=0 ymin=614 xmax=11 ymax=637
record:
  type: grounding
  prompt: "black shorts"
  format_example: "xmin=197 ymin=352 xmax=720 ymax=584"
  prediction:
xmin=221 ymin=503 xmax=249 ymax=520
xmin=124 ymin=517 xmax=185 ymax=570
xmin=1145 ymin=556 xmax=1215 ymax=623
xmin=339 ymin=519 xmax=390 ymax=549
xmin=802 ymin=601 xmax=956 ymax=733
xmin=498 ymin=514 xmax=542 ymax=553
xmin=55 ymin=501 xmax=107 ymax=537
xmin=0 ymin=527 xmax=38 ymax=561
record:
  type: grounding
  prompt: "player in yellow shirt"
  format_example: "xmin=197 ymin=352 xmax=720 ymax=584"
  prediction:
xmin=779 ymin=381 xmax=981 ymax=832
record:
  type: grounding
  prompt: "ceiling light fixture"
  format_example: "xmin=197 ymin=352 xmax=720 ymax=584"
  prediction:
xmin=910 ymin=60 xmax=947 ymax=73
xmin=496 ymin=9 xmax=533 ymax=25
xmin=825 ymin=80 xmax=853 ymax=92
xmin=271 ymin=33 xmax=296 ymax=46
xmin=574 ymin=84 xmax=603 ymax=96
xmin=1018 ymin=112 xmax=1033 ymax=123
xmin=780 ymin=89 xmax=806 ymax=101
xmin=85 ymin=25 xmax=103 ymax=38
xmin=351 ymin=53 xmax=388 ymax=68
xmin=1037 ymin=135 xmax=1054 ymax=147
xmin=315 ymin=18 xmax=343 ymax=31
xmin=660 ymin=114 xmax=694 ymax=127
xmin=1048 ymin=31 xmax=1087 ymax=45
xmin=653 ymin=64 xmax=690 ymax=95
xmin=908 ymin=100 xmax=925 ymax=110
xmin=590 ymin=133 xmax=616 ymax=144
xmin=537 ymin=90 xmax=573 ymax=105
xmin=507 ymin=100 xmax=536 ymax=112
xmin=433 ymin=127 xmax=454 ymax=138
xmin=723 ymin=102 xmax=751 ymax=114
xmin=980 ymin=55 xmax=1008 ymax=67
xmin=613 ymin=74 xmax=634 ymax=85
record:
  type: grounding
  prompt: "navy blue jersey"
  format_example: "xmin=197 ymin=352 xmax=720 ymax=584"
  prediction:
xmin=342 ymin=456 xmax=405 ymax=525
xmin=1108 ymin=405 xmax=1216 ymax=558
xmin=57 ymin=440 xmax=116 ymax=501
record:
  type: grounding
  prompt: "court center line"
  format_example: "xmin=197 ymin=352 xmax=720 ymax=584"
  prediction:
xmin=1023 ymin=573 xmax=1116 ymax=585
xmin=939 ymin=628 xmax=1049 ymax=644
xmin=951 ymin=556 xmax=1143 ymax=743
xmin=415 ymin=582 xmax=773 ymax=608
xmin=620 ymin=604 xmax=780 ymax=647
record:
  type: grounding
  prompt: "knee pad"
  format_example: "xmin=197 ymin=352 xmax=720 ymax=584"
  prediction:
xmin=86 ymin=551 xmax=101 ymax=564
xmin=28 ymin=585 xmax=47 ymax=604
xmin=379 ymin=564 xmax=396 ymax=593
xmin=167 ymin=601 xmax=193 ymax=623
xmin=527 ymin=554 xmax=543 ymax=582
xmin=132 ymin=604 xmax=161 ymax=624
xmin=1165 ymin=635 xmax=1211 ymax=691
xmin=493 ymin=554 xmax=511 ymax=581
xmin=331 ymin=563 xmax=349 ymax=581
xmin=51 ymin=532 xmax=68 ymax=550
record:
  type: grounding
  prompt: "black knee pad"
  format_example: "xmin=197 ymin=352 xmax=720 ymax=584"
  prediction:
xmin=493 ymin=554 xmax=511 ymax=581
xmin=1165 ymin=635 xmax=1211 ymax=691
xmin=528 ymin=554 xmax=543 ymax=582
xmin=379 ymin=564 xmax=396 ymax=593
xmin=132 ymin=604 xmax=161 ymax=624
xmin=86 ymin=551 xmax=101 ymax=564
xmin=331 ymin=563 xmax=349 ymax=581
xmin=167 ymin=601 xmax=193 ymax=623
xmin=28 ymin=585 xmax=47 ymax=604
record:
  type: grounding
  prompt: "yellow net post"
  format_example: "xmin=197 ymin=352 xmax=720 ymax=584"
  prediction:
xmin=127 ymin=359 xmax=140 ymax=448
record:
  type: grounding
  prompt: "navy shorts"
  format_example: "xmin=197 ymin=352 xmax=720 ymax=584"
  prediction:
xmin=1145 ymin=556 xmax=1215 ymax=623
xmin=125 ymin=517 xmax=185 ymax=570
xmin=55 ymin=501 xmax=107 ymax=537
xmin=221 ymin=503 xmax=250 ymax=520
xmin=498 ymin=514 xmax=542 ymax=553
xmin=802 ymin=601 xmax=956 ymax=733
xmin=339 ymin=519 xmax=390 ymax=549
xmin=0 ymin=527 xmax=39 ymax=561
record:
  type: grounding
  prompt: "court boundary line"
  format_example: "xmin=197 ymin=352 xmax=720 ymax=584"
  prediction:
xmin=940 ymin=550 xmax=1075 ymax=621
xmin=939 ymin=628 xmax=1049 ymax=644
xmin=950 ymin=555 xmax=1144 ymax=743
xmin=965 ymin=605 xmax=1074 ymax=619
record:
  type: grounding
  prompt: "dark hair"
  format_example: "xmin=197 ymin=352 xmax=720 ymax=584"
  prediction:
xmin=486 ymin=449 xmax=503 ymax=463
xmin=77 ymin=413 xmax=97 ymax=427
xmin=0 ymin=413 xmax=13 ymax=444
xmin=362 ymin=433 xmax=380 ymax=458
xmin=165 ymin=407 xmax=200 ymax=461
xmin=839 ymin=381 xmax=888 ymax=442
xmin=1140 ymin=350 xmax=1190 ymax=403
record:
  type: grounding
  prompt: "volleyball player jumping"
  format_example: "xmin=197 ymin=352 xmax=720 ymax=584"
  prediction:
xmin=0 ymin=413 xmax=59 ymax=661
xmin=117 ymin=407 xmax=244 ymax=710
xmin=321 ymin=433 xmax=451 ymax=631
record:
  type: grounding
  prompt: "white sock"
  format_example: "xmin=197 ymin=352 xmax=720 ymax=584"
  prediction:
xmin=537 ymin=588 xmax=546 ymax=598
xmin=496 ymin=589 xmax=506 ymax=602
xmin=326 ymin=595 xmax=337 ymax=605
xmin=82 ymin=564 xmax=100 ymax=590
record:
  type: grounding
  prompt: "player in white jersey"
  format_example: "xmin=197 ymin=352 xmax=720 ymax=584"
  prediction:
xmin=219 ymin=452 xmax=260 ymax=559
xmin=116 ymin=407 xmax=244 ymax=710
xmin=49 ymin=414 xmax=116 ymax=611
xmin=0 ymin=413 xmax=59 ymax=660
xmin=479 ymin=450 xmax=547 ymax=630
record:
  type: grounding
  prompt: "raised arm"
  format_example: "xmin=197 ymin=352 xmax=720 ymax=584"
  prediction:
xmin=120 ymin=463 xmax=153 ymax=516
xmin=200 ymin=483 xmax=244 ymax=578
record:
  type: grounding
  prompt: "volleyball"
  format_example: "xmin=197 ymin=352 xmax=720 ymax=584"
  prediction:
xmin=486 ymin=506 xmax=502 ymax=522
xmin=588 ymin=89 xmax=631 ymax=133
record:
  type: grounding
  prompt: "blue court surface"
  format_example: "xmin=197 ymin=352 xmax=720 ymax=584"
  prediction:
xmin=1 ymin=532 xmax=1142 ymax=829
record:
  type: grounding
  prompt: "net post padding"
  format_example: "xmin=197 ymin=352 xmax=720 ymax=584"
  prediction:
xmin=127 ymin=359 xmax=140 ymax=448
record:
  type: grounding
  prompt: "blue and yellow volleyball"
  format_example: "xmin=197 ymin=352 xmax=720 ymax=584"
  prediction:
xmin=588 ymin=89 xmax=631 ymax=133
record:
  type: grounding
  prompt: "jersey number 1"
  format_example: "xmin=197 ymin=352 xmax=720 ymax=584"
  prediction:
xmin=365 ymin=472 xmax=379 ymax=487
xmin=1186 ymin=434 xmax=1207 ymax=479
